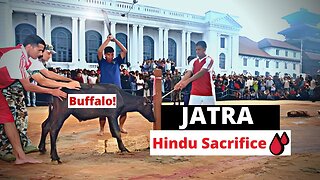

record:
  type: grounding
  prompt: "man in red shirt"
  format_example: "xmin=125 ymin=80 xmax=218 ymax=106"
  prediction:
xmin=174 ymin=41 xmax=216 ymax=105
xmin=0 ymin=35 xmax=66 ymax=164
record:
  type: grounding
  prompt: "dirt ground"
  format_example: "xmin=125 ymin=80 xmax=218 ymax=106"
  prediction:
xmin=0 ymin=100 xmax=319 ymax=179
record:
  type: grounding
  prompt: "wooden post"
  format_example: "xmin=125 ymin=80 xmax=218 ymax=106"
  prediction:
xmin=153 ymin=69 xmax=162 ymax=130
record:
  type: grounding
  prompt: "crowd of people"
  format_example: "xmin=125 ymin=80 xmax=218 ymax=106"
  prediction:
xmin=46 ymin=58 xmax=181 ymax=102
xmin=46 ymin=62 xmax=319 ymax=103
xmin=213 ymin=73 xmax=318 ymax=101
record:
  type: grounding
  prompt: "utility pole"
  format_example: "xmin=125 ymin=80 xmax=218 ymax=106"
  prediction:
xmin=300 ymin=39 xmax=303 ymax=74
xmin=290 ymin=38 xmax=303 ymax=74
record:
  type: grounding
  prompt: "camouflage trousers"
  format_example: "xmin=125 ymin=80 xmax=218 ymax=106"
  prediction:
xmin=0 ymin=82 xmax=32 ymax=154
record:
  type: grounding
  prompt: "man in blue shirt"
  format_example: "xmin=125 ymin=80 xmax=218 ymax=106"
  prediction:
xmin=97 ymin=35 xmax=128 ymax=135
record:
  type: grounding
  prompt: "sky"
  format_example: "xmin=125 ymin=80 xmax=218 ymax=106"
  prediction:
xmin=121 ymin=0 xmax=320 ymax=42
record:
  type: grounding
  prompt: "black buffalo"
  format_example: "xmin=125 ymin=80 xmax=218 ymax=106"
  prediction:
xmin=38 ymin=84 xmax=155 ymax=163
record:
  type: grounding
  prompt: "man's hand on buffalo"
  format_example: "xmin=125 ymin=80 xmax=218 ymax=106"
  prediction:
xmin=66 ymin=81 xmax=81 ymax=90
xmin=51 ymin=88 xmax=67 ymax=101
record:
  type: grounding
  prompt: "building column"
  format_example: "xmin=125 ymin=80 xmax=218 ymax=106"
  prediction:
xmin=205 ymin=25 xmax=217 ymax=69
xmin=44 ymin=13 xmax=51 ymax=45
xmin=79 ymin=17 xmax=86 ymax=68
xmin=163 ymin=28 xmax=169 ymax=59
xmin=72 ymin=17 xmax=78 ymax=65
xmin=186 ymin=31 xmax=191 ymax=66
xmin=44 ymin=13 xmax=52 ymax=64
xmin=231 ymin=35 xmax=240 ymax=74
xmin=0 ymin=3 xmax=13 ymax=46
xmin=132 ymin=24 xmax=138 ymax=68
xmin=138 ymin=25 xmax=144 ymax=69
xmin=229 ymin=35 xmax=233 ymax=71
xmin=35 ymin=13 xmax=43 ymax=38
xmin=8 ymin=10 xmax=14 ymax=46
xmin=158 ymin=27 xmax=164 ymax=59
xmin=180 ymin=30 xmax=186 ymax=67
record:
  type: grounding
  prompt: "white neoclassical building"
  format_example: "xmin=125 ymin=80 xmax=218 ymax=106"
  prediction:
xmin=0 ymin=0 xmax=300 ymax=77
xmin=238 ymin=37 xmax=301 ymax=78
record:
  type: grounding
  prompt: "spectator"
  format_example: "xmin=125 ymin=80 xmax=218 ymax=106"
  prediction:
xmin=74 ymin=71 xmax=84 ymax=83
xmin=129 ymin=71 xmax=137 ymax=95
xmin=136 ymin=73 xmax=144 ymax=96
xmin=82 ymin=69 xmax=88 ymax=83
xmin=143 ymin=75 xmax=152 ymax=99
xmin=26 ymin=79 xmax=37 ymax=107
xmin=88 ymin=70 xmax=98 ymax=84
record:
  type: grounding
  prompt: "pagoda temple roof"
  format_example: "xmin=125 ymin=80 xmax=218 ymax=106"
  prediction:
xmin=304 ymin=51 xmax=320 ymax=61
xmin=278 ymin=24 xmax=320 ymax=37
xmin=282 ymin=8 xmax=320 ymax=26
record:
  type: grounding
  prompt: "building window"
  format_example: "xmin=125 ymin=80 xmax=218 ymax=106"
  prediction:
xmin=255 ymin=59 xmax=259 ymax=67
xmin=243 ymin=70 xmax=247 ymax=74
xmin=143 ymin=36 xmax=154 ymax=60
xmin=285 ymin=62 xmax=287 ymax=69
xmin=265 ymin=72 xmax=270 ymax=77
xmin=219 ymin=53 xmax=226 ymax=69
xmin=168 ymin=38 xmax=177 ymax=63
xmin=285 ymin=51 xmax=288 ymax=57
xmin=266 ymin=61 xmax=269 ymax=68
xmin=15 ymin=23 xmax=36 ymax=45
xmin=191 ymin=41 xmax=196 ymax=57
xmin=276 ymin=62 xmax=279 ymax=68
xmin=293 ymin=52 xmax=297 ymax=58
xmin=85 ymin=30 xmax=102 ymax=63
xmin=255 ymin=71 xmax=259 ymax=76
xmin=276 ymin=49 xmax=279 ymax=55
xmin=220 ymin=37 xmax=225 ymax=48
xmin=116 ymin=33 xmax=127 ymax=63
xmin=243 ymin=58 xmax=247 ymax=66
xmin=293 ymin=63 xmax=296 ymax=70
xmin=51 ymin=27 xmax=72 ymax=62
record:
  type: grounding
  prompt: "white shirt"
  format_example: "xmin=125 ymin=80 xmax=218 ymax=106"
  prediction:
xmin=82 ymin=74 xmax=88 ymax=83
xmin=246 ymin=79 xmax=253 ymax=87
xmin=266 ymin=80 xmax=274 ymax=87
xmin=136 ymin=79 xmax=144 ymax=90
xmin=28 ymin=58 xmax=46 ymax=71
xmin=310 ymin=79 xmax=316 ymax=90
xmin=187 ymin=56 xmax=214 ymax=72
xmin=0 ymin=45 xmax=30 ymax=79
xmin=165 ymin=62 xmax=171 ymax=71
xmin=284 ymin=80 xmax=290 ymax=89
xmin=88 ymin=76 xmax=97 ymax=84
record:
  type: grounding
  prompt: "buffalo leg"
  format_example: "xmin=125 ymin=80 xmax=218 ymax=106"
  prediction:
xmin=38 ymin=116 xmax=52 ymax=154
xmin=107 ymin=116 xmax=129 ymax=152
xmin=49 ymin=113 xmax=70 ymax=163
xmin=39 ymin=104 xmax=55 ymax=154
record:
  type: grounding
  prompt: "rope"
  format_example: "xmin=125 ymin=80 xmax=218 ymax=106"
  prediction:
xmin=162 ymin=89 xmax=175 ymax=99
